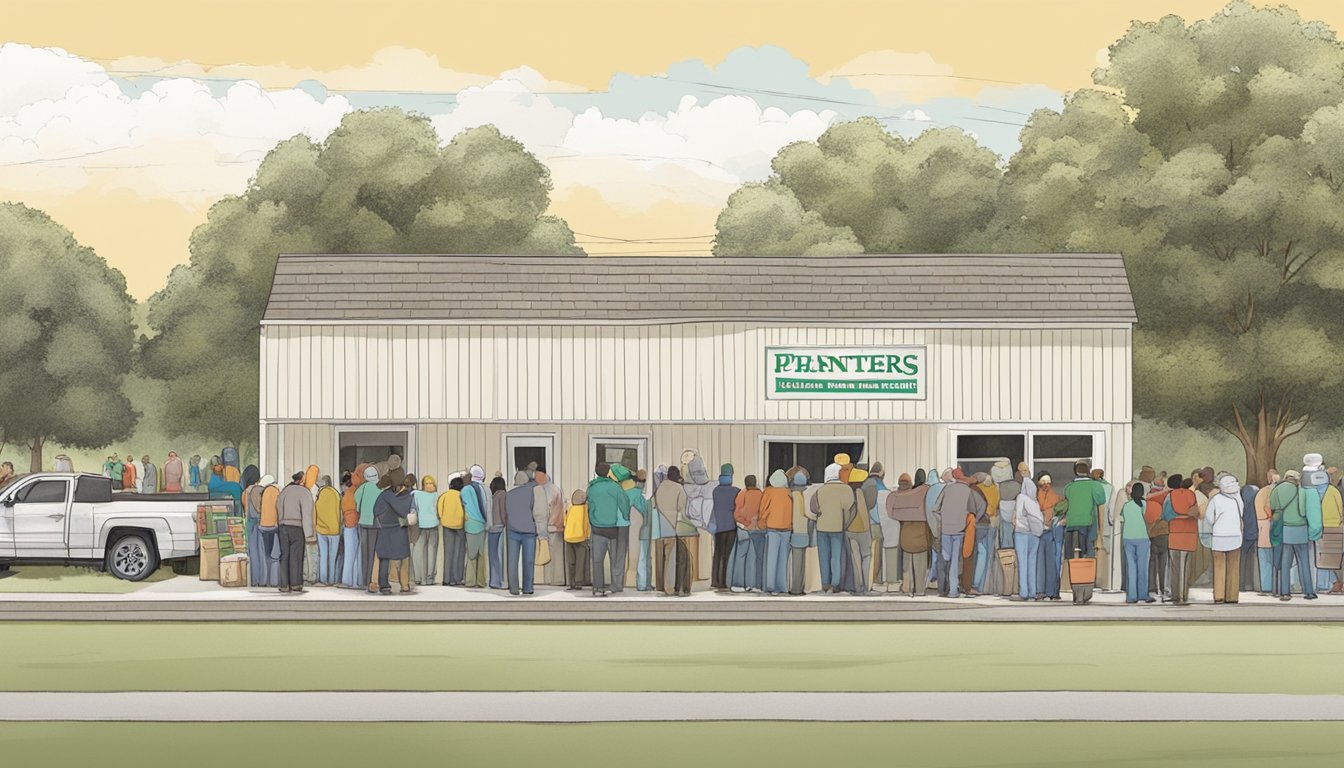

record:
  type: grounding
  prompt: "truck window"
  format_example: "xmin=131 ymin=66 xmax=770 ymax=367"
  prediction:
xmin=16 ymin=480 xmax=67 ymax=504
xmin=74 ymin=476 xmax=114 ymax=503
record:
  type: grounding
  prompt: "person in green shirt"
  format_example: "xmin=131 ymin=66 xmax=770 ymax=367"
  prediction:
xmin=1061 ymin=461 xmax=1109 ymax=560
xmin=1270 ymin=470 xmax=1318 ymax=601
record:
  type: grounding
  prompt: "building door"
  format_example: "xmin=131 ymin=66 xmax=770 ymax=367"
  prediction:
xmin=5 ymin=478 xmax=70 ymax=558
xmin=503 ymin=434 xmax=556 ymax=479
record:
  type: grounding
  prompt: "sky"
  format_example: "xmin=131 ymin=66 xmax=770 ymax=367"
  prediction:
xmin=6 ymin=0 xmax=1344 ymax=299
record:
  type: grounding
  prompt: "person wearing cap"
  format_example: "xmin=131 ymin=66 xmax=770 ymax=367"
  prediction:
xmin=1206 ymin=474 xmax=1245 ymax=604
xmin=460 ymin=465 xmax=490 ymax=588
xmin=730 ymin=475 xmax=764 ymax=593
xmin=1061 ymin=461 xmax=1108 ymax=563
xmin=565 ymin=489 xmax=592 ymax=588
xmin=587 ymin=462 xmax=627 ymax=596
xmin=811 ymin=463 xmax=856 ymax=594
xmin=608 ymin=465 xmax=638 ymax=594
xmin=355 ymin=465 xmax=383 ymax=590
xmin=1271 ymin=469 xmax=1317 ymax=601
xmin=409 ymin=475 xmax=442 ymax=587
xmin=710 ymin=464 xmax=740 ymax=591
xmin=932 ymin=468 xmax=985 ymax=598
xmin=314 ymin=475 xmax=342 ymax=586
xmin=842 ymin=467 xmax=875 ymax=595
xmin=276 ymin=471 xmax=315 ymax=594
xmin=786 ymin=466 xmax=814 ymax=595
xmin=435 ymin=474 xmax=464 ymax=586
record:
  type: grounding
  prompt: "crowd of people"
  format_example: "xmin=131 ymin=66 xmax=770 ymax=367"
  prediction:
xmin=7 ymin=445 xmax=1340 ymax=604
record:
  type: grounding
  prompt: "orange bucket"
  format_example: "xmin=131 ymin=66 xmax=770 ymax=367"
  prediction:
xmin=1067 ymin=557 xmax=1096 ymax=586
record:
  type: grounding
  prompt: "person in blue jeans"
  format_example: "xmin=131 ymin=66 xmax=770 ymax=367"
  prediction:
xmin=1036 ymin=474 xmax=1065 ymax=600
xmin=810 ymin=463 xmax=854 ymax=593
xmin=504 ymin=471 xmax=540 ymax=595
xmin=1011 ymin=475 xmax=1043 ymax=601
xmin=1118 ymin=482 xmax=1154 ymax=604
xmin=487 ymin=476 xmax=507 ymax=589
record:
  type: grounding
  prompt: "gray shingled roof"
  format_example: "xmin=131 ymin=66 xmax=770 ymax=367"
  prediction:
xmin=262 ymin=254 xmax=1136 ymax=324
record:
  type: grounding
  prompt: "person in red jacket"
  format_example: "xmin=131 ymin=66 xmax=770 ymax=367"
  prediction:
xmin=730 ymin=476 xmax=763 ymax=593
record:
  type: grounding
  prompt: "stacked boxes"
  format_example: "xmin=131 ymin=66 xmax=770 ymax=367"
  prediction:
xmin=196 ymin=502 xmax=245 ymax=583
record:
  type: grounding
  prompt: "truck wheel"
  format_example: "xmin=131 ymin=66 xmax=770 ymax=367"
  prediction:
xmin=106 ymin=533 xmax=159 ymax=581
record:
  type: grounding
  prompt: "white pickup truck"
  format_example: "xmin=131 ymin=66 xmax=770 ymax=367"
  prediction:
xmin=0 ymin=472 xmax=231 ymax=581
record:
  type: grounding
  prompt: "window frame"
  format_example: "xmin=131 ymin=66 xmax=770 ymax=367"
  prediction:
xmin=758 ymin=434 xmax=868 ymax=486
xmin=588 ymin=434 xmax=653 ymax=498
xmin=500 ymin=432 xmax=559 ymax=480
xmin=329 ymin=424 xmax=417 ymax=488
xmin=949 ymin=427 xmax=1105 ymax=481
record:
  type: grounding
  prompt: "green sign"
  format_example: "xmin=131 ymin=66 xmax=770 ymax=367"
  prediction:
xmin=765 ymin=346 xmax=927 ymax=400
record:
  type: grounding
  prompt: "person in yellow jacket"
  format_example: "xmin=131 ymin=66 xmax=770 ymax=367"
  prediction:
xmin=314 ymin=475 xmax=342 ymax=586
xmin=437 ymin=475 xmax=467 ymax=586
xmin=1321 ymin=471 xmax=1344 ymax=593
xmin=302 ymin=464 xmax=321 ymax=584
xmin=973 ymin=472 xmax=1001 ymax=595
xmin=564 ymin=489 xmax=592 ymax=589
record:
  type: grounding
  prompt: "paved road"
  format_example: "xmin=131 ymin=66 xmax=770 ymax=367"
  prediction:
xmin=5 ymin=691 xmax=1344 ymax=722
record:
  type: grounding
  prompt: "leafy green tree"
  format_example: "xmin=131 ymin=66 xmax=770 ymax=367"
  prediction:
xmin=714 ymin=119 xmax=1002 ymax=255
xmin=141 ymin=110 xmax=582 ymax=448
xmin=0 ymin=203 xmax=139 ymax=471
xmin=996 ymin=1 xmax=1344 ymax=482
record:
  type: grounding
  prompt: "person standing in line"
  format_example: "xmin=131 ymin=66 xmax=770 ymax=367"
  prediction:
xmin=810 ymin=463 xmax=855 ymax=594
xmin=254 ymin=472 xmax=282 ymax=588
xmin=876 ymin=467 xmax=905 ymax=594
xmin=565 ymin=489 xmax=592 ymax=589
xmin=1061 ymin=461 xmax=1108 ymax=561
xmin=787 ymin=466 xmax=813 ymax=596
xmin=102 ymin=456 xmax=116 ymax=484
xmin=759 ymin=469 xmax=793 ymax=595
xmin=355 ymin=465 xmax=382 ymax=591
xmin=844 ymin=467 xmax=875 ymax=595
xmin=1011 ymin=474 xmax=1044 ymax=601
xmin=631 ymin=469 xmax=653 ymax=592
xmin=710 ymin=464 xmax=740 ymax=592
xmin=372 ymin=475 xmax=416 ymax=595
xmin=534 ymin=470 xmax=566 ymax=588
xmin=301 ymin=465 xmax=321 ymax=585
xmin=1271 ymin=470 xmax=1317 ymax=601
xmin=885 ymin=472 xmax=927 ymax=596
xmin=586 ymin=462 xmax=624 ymax=597
xmin=1239 ymin=475 xmax=1262 ymax=595
xmin=612 ymin=465 xmax=640 ymax=594
xmin=340 ymin=469 xmax=363 ymax=589
xmin=460 ymin=465 xmax=490 ymax=589
xmin=314 ymin=475 xmax=342 ymax=587
xmin=275 ymin=471 xmax=315 ymax=594
xmin=1145 ymin=477 xmax=1173 ymax=602
xmin=1163 ymin=475 xmax=1201 ymax=606
xmin=731 ymin=475 xmax=763 ymax=593
xmin=1207 ymin=474 xmax=1245 ymax=604
xmin=653 ymin=465 xmax=690 ymax=596
xmin=1118 ymin=482 xmax=1153 ymax=604
xmin=504 ymin=470 xmax=540 ymax=596
xmin=1037 ymin=474 xmax=1065 ymax=601
xmin=122 ymin=454 xmax=138 ymax=494
xmin=868 ymin=464 xmax=889 ymax=589
xmin=243 ymin=472 xmax=268 ymax=588
xmin=412 ymin=475 xmax=442 ymax=587
xmin=437 ymin=475 xmax=466 ymax=586
xmin=924 ymin=468 xmax=946 ymax=589
xmin=487 ymin=473 xmax=509 ymax=590
xmin=972 ymin=471 xmax=1000 ymax=595
xmin=186 ymin=455 xmax=201 ymax=493
xmin=993 ymin=461 xmax=1022 ymax=596
xmin=163 ymin=452 xmax=184 ymax=493
xmin=1254 ymin=471 xmax=1278 ymax=596
xmin=932 ymin=469 xmax=985 ymax=598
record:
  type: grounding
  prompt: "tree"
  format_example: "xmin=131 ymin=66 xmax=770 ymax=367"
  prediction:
xmin=714 ymin=119 xmax=1002 ymax=255
xmin=996 ymin=2 xmax=1344 ymax=481
xmin=0 ymin=203 xmax=139 ymax=471
xmin=141 ymin=110 xmax=582 ymax=448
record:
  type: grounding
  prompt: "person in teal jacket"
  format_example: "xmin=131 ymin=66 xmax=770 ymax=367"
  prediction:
xmin=587 ymin=462 xmax=630 ymax=596
xmin=1270 ymin=470 xmax=1318 ymax=600
xmin=355 ymin=465 xmax=382 ymax=589
xmin=614 ymin=464 xmax=645 ymax=594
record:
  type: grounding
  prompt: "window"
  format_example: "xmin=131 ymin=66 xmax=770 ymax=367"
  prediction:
xmin=1033 ymin=434 xmax=1095 ymax=485
xmin=765 ymin=440 xmax=865 ymax=484
xmin=16 ymin=480 xmax=67 ymax=504
xmin=590 ymin=436 xmax=649 ymax=476
xmin=503 ymin=434 xmax=556 ymax=477
xmin=338 ymin=431 xmax=408 ymax=475
xmin=74 ymin=476 xmax=113 ymax=503
xmin=956 ymin=434 xmax=1026 ymax=476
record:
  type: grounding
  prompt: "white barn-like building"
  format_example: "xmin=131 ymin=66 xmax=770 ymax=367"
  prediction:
xmin=259 ymin=254 xmax=1136 ymax=582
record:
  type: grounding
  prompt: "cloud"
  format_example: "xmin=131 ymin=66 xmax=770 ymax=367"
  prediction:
xmin=822 ymin=51 xmax=961 ymax=103
xmin=0 ymin=43 xmax=350 ymax=200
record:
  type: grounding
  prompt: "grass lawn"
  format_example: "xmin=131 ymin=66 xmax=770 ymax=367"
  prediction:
xmin=0 ymin=565 xmax=172 ymax=593
xmin=4 ymin=622 xmax=1343 ymax=694
xmin=0 ymin=722 xmax=1341 ymax=767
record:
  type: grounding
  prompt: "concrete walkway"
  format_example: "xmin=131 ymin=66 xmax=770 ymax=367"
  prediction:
xmin=3 ymin=691 xmax=1343 ymax=722
xmin=0 ymin=577 xmax=1340 ymax=621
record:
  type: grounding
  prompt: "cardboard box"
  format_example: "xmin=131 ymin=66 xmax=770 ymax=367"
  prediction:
xmin=199 ymin=537 xmax=221 ymax=581
xmin=219 ymin=554 xmax=249 ymax=588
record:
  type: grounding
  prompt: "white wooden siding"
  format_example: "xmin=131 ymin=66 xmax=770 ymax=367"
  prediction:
xmin=261 ymin=324 xmax=1132 ymax=424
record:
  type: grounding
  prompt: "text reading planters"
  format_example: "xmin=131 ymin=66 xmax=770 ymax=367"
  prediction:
xmin=765 ymin=346 xmax=927 ymax=401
